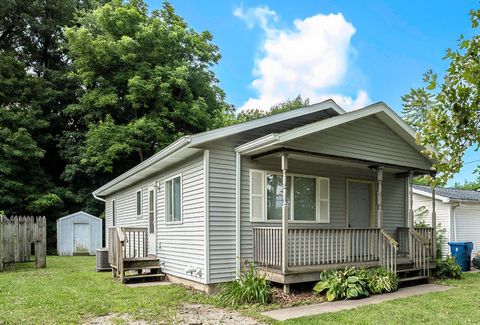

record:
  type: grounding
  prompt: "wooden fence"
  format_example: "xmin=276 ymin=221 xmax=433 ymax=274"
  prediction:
xmin=0 ymin=216 xmax=47 ymax=270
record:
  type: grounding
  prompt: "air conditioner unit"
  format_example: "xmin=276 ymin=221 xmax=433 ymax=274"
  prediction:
xmin=96 ymin=247 xmax=111 ymax=272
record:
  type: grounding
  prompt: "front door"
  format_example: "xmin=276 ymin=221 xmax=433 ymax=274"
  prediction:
xmin=348 ymin=181 xmax=373 ymax=228
xmin=73 ymin=223 xmax=90 ymax=254
xmin=147 ymin=187 xmax=156 ymax=256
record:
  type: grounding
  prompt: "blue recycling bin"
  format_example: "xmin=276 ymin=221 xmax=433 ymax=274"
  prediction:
xmin=448 ymin=242 xmax=473 ymax=271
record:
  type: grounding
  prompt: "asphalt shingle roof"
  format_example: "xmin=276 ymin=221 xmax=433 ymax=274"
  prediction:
xmin=413 ymin=185 xmax=480 ymax=202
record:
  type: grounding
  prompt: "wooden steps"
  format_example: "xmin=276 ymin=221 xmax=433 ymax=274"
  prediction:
xmin=396 ymin=260 xmax=430 ymax=286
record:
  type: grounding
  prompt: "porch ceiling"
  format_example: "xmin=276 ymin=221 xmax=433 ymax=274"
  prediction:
xmin=250 ymin=148 xmax=432 ymax=176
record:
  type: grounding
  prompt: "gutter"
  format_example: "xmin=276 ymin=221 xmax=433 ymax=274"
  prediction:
xmin=235 ymin=133 xmax=280 ymax=154
xmin=92 ymin=193 xmax=106 ymax=202
xmin=92 ymin=136 xmax=192 ymax=198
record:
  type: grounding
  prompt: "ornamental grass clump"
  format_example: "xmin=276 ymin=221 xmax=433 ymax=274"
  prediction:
xmin=217 ymin=261 xmax=271 ymax=307
xmin=313 ymin=267 xmax=398 ymax=301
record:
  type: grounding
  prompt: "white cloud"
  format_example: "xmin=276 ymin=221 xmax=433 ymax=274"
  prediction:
xmin=235 ymin=6 xmax=370 ymax=111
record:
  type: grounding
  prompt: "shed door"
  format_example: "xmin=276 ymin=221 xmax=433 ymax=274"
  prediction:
xmin=348 ymin=181 xmax=373 ymax=228
xmin=73 ymin=223 xmax=90 ymax=254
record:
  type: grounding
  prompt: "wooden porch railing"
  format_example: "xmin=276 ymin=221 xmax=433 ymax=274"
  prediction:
xmin=409 ymin=228 xmax=430 ymax=277
xmin=414 ymin=227 xmax=434 ymax=258
xmin=253 ymin=227 xmax=398 ymax=274
xmin=397 ymin=227 xmax=434 ymax=260
xmin=108 ymin=226 xmax=148 ymax=282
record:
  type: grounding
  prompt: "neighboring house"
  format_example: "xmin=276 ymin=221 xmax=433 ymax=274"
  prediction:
xmin=413 ymin=185 xmax=480 ymax=257
xmin=57 ymin=211 xmax=103 ymax=256
xmin=93 ymin=100 xmax=439 ymax=293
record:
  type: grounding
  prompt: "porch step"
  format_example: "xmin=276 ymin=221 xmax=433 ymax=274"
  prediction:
xmin=124 ymin=272 xmax=166 ymax=283
xmin=124 ymin=265 xmax=162 ymax=272
xmin=398 ymin=275 xmax=428 ymax=283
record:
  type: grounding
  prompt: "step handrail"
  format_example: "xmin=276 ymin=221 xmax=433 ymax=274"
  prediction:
xmin=408 ymin=228 xmax=429 ymax=277
xmin=379 ymin=229 xmax=398 ymax=274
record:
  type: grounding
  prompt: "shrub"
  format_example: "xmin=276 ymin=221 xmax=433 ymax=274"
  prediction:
xmin=435 ymin=256 xmax=462 ymax=279
xmin=217 ymin=261 xmax=271 ymax=307
xmin=313 ymin=267 xmax=398 ymax=301
xmin=366 ymin=267 xmax=398 ymax=294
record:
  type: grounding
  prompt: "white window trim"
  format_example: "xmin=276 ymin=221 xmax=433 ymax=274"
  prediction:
xmin=255 ymin=170 xmax=330 ymax=224
xmin=136 ymin=189 xmax=142 ymax=218
xmin=164 ymin=173 xmax=183 ymax=225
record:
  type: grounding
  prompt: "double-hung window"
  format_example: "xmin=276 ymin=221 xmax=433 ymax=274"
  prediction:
xmin=250 ymin=169 xmax=329 ymax=223
xmin=165 ymin=175 xmax=182 ymax=223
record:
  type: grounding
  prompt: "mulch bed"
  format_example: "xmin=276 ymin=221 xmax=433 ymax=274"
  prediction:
xmin=271 ymin=287 xmax=324 ymax=307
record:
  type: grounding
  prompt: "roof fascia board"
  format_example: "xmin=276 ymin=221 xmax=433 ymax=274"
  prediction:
xmin=412 ymin=188 xmax=450 ymax=203
xmin=93 ymin=136 xmax=191 ymax=197
xmin=57 ymin=211 xmax=101 ymax=222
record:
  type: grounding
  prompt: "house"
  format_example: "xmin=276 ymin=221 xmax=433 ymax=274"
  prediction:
xmin=413 ymin=185 xmax=480 ymax=257
xmin=93 ymin=100 xmax=439 ymax=293
xmin=57 ymin=211 xmax=103 ymax=256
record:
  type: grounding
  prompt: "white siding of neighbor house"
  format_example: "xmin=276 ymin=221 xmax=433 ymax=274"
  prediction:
xmin=412 ymin=193 xmax=451 ymax=257
xmin=286 ymin=116 xmax=432 ymax=170
xmin=104 ymin=153 xmax=206 ymax=284
xmin=240 ymin=157 xmax=407 ymax=262
xmin=452 ymin=203 xmax=480 ymax=256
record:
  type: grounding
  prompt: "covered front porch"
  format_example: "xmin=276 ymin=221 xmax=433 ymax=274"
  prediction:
xmin=242 ymin=149 xmax=438 ymax=293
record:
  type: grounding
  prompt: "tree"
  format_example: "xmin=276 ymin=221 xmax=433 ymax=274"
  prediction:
xmin=61 ymin=0 xmax=230 ymax=205
xmin=235 ymin=95 xmax=309 ymax=124
xmin=402 ymin=9 xmax=480 ymax=184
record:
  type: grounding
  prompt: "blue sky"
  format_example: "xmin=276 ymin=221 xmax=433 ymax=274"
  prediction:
xmin=149 ymin=0 xmax=479 ymax=186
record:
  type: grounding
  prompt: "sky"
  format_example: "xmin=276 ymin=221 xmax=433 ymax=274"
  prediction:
xmin=149 ymin=0 xmax=479 ymax=186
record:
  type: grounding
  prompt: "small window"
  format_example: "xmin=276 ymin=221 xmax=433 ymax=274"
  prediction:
xmin=165 ymin=175 xmax=182 ymax=223
xmin=112 ymin=200 xmax=116 ymax=226
xmin=136 ymin=190 xmax=142 ymax=217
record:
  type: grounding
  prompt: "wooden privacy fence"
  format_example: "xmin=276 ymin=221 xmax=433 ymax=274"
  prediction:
xmin=0 ymin=216 xmax=47 ymax=270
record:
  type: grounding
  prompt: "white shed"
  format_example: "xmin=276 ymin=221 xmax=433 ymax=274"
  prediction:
xmin=57 ymin=211 xmax=103 ymax=256
xmin=413 ymin=185 xmax=480 ymax=257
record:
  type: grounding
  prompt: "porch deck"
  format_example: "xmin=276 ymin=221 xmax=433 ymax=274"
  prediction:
xmin=253 ymin=226 xmax=435 ymax=285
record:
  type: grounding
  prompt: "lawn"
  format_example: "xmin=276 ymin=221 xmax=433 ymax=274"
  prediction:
xmin=0 ymin=256 xmax=479 ymax=324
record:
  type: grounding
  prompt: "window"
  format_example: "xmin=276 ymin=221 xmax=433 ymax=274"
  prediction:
xmin=165 ymin=175 xmax=182 ymax=222
xmin=112 ymin=200 xmax=116 ymax=226
xmin=136 ymin=190 xmax=142 ymax=217
xmin=251 ymin=169 xmax=329 ymax=223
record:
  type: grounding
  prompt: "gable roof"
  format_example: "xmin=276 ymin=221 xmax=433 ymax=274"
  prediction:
xmin=235 ymin=102 xmax=436 ymax=170
xmin=57 ymin=211 xmax=101 ymax=222
xmin=93 ymin=99 xmax=344 ymax=197
xmin=413 ymin=185 xmax=480 ymax=203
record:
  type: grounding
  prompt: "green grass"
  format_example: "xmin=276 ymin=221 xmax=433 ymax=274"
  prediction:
xmin=1 ymin=256 xmax=480 ymax=324
xmin=0 ymin=256 xmax=213 ymax=324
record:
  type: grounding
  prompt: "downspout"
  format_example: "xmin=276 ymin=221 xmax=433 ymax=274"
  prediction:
xmin=452 ymin=202 xmax=461 ymax=241
xmin=235 ymin=152 xmax=241 ymax=277
xmin=92 ymin=193 xmax=106 ymax=202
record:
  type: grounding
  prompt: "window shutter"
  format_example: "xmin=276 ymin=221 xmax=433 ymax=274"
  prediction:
xmin=318 ymin=178 xmax=330 ymax=223
xmin=250 ymin=169 xmax=265 ymax=222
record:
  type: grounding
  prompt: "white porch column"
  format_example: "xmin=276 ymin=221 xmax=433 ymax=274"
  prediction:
xmin=377 ymin=166 xmax=384 ymax=228
xmin=431 ymin=177 xmax=437 ymax=260
xmin=408 ymin=171 xmax=415 ymax=228
xmin=281 ymin=153 xmax=289 ymax=294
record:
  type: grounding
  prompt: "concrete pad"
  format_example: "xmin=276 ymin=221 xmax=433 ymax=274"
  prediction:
xmin=262 ymin=284 xmax=454 ymax=321
xmin=125 ymin=281 xmax=172 ymax=288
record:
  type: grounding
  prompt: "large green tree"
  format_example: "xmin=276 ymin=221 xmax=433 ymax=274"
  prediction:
xmin=402 ymin=8 xmax=480 ymax=184
xmin=0 ymin=0 xmax=96 ymax=216
xmin=61 ymin=0 xmax=231 ymax=207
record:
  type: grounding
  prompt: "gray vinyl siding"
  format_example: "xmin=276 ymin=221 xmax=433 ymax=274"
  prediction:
xmin=104 ymin=153 xmax=206 ymax=284
xmin=286 ymin=116 xmax=432 ymax=170
xmin=412 ymin=193 xmax=451 ymax=257
xmin=240 ymin=157 xmax=407 ymax=261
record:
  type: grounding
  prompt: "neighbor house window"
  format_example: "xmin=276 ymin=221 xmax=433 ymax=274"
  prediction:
xmin=251 ymin=169 xmax=329 ymax=223
xmin=136 ymin=190 xmax=142 ymax=217
xmin=112 ymin=200 xmax=116 ymax=226
xmin=165 ymin=175 xmax=182 ymax=222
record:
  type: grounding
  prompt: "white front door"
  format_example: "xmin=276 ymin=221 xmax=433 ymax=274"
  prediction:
xmin=348 ymin=181 xmax=373 ymax=228
xmin=147 ymin=187 xmax=156 ymax=256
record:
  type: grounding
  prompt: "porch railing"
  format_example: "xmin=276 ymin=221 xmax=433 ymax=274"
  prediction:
xmin=409 ymin=228 xmax=430 ymax=277
xmin=414 ymin=227 xmax=435 ymax=258
xmin=108 ymin=226 xmax=148 ymax=282
xmin=397 ymin=227 xmax=434 ymax=260
xmin=253 ymin=227 xmax=398 ymax=274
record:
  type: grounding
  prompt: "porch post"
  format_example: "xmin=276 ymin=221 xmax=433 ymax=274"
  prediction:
xmin=408 ymin=171 xmax=414 ymax=228
xmin=281 ymin=153 xmax=289 ymax=294
xmin=377 ymin=166 xmax=384 ymax=228
xmin=431 ymin=177 xmax=437 ymax=260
